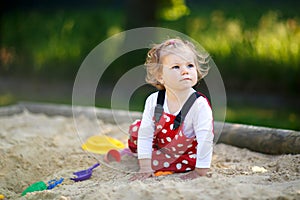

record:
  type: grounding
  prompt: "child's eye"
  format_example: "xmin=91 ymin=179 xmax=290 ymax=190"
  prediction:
xmin=187 ymin=64 xmax=194 ymax=68
xmin=172 ymin=65 xmax=180 ymax=69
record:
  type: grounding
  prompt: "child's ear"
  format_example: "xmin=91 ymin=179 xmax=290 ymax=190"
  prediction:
xmin=156 ymin=74 xmax=164 ymax=84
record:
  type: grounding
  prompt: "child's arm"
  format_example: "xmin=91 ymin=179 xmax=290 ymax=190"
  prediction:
xmin=130 ymin=94 xmax=156 ymax=181
xmin=181 ymin=97 xmax=213 ymax=180
xmin=138 ymin=159 xmax=153 ymax=173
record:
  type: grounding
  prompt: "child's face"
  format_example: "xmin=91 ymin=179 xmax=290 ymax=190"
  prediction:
xmin=159 ymin=49 xmax=198 ymax=92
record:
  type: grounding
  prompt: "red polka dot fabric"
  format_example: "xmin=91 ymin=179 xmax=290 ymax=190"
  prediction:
xmin=128 ymin=112 xmax=197 ymax=173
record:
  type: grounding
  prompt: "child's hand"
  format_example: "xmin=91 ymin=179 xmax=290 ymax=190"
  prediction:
xmin=180 ymin=168 xmax=210 ymax=180
xmin=129 ymin=158 xmax=154 ymax=181
xmin=129 ymin=171 xmax=154 ymax=181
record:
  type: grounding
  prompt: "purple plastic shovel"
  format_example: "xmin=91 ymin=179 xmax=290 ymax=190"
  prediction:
xmin=70 ymin=163 xmax=100 ymax=182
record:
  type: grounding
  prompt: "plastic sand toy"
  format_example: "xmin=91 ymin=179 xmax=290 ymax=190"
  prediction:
xmin=104 ymin=148 xmax=133 ymax=163
xmin=21 ymin=181 xmax=47 ymax=196
xmin=21 ymin=163 xmax=100 ymax=196
xmin=154 ymin=171 xmax=174 ymax=176
xmin=47 ymin=178 xmax=64 ymax=189
xmin=82 ymin=135 xmax=125 ymax=154
xmin=104 ymin=149 xmax=121 ymax=163
xmin=21 ymin=178 xmax=65 ymax=196
xmin=71 ymin=163 xmax=100 ymax=182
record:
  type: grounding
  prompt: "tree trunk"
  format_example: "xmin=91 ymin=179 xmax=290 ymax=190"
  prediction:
xmin=125 ymin=0 xmax=158 ymax=29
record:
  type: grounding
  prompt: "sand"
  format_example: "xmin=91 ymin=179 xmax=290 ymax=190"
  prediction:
xmin=0 ymin=110 xmax=299 ymax=200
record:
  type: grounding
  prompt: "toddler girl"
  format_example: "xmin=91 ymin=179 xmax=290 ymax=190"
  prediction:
xmin=128 ymin=38 xmax=214 ymax=180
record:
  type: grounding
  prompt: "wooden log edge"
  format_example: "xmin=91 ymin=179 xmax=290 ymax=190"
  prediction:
xmin=214 ymin=122 xmax=300 ymax=155
xmin=0 ymin=102 xmax=299 ymax=155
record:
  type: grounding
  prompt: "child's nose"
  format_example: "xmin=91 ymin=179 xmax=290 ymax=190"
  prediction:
xmin=181 ymin=66 xmax=189 ymax=75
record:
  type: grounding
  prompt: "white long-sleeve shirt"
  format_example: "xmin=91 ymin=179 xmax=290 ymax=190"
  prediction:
xmin=137 ymin=91 xmax=214 ymax=168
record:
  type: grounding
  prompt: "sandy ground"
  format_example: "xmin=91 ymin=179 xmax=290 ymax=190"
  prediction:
xmin=0 ymin=110 xmax=299 ymax=200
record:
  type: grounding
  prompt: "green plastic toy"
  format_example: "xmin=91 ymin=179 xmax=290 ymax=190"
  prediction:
xmin=21 ymin=181 xmax=47 ymax=196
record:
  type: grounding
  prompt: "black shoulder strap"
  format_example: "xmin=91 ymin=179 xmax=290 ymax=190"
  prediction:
xmin=173 ymin=92 xmax=201 ymax=130
xmin=156 ymin=90 xmax=165 ymax=106
xmin=154 ymin=90 xmax=165 ymax=122
xmin=154 ymin=90 xmax=203 ymax=129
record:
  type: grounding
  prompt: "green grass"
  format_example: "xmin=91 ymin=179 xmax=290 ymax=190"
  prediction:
xmin=0 ymin=93 xmax=16 ymax=106
xmin=226 ymin=105 xmax=300 ymax=131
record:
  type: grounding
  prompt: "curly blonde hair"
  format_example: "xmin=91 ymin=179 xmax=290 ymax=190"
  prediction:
xmin=145 ymin=38 xmax=211 ymax=90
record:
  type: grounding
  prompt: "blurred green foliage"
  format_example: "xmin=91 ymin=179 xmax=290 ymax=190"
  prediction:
xmin=158 ymin=0 xmax=190 ymax=21
xmin=159 ymin=5 xmax=300 ymax=94
xmin=1 ymin=4 xmax=299 ymax=94
xmin=1 ymin=8 xmax=125 ymax=78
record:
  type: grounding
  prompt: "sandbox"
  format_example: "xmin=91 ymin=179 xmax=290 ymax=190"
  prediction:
xmin=0 ymin=102 xmax=299 ymax=199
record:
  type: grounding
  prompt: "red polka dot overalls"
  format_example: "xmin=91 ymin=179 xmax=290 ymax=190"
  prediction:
xmin=128 ymin=90 xmax=203 ymax=173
